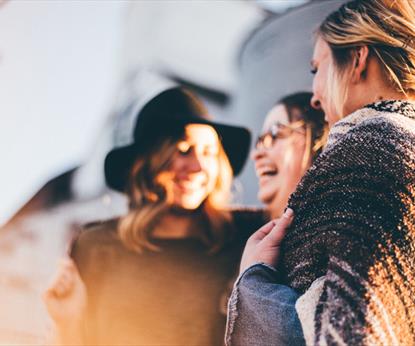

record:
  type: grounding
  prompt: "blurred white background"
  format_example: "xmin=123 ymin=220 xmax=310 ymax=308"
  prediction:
xmin=0 ymin=0 xmax=124 ymax=225
xmin=0 ymin=0 xmax=265 ymax=226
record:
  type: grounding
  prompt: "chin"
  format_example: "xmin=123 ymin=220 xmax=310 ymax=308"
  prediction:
xmin=175 ymin=196 xmax=206 ymax=210
xmin=257 ymin=189 xmax=276 ymax=205
xmin=181 ymin=204 xmax=201 ymax=211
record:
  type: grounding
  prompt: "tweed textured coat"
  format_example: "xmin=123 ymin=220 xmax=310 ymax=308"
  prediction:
xmin=281 ymin=100 xmax=415 ymax=345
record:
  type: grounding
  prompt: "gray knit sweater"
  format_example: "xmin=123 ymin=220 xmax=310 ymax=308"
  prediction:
xmin=282 ymin=100 xmax=415 ymax=345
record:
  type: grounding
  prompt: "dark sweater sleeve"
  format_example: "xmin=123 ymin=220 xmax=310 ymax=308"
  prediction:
xmin=285 ymin=121 xmax=415 ymax=345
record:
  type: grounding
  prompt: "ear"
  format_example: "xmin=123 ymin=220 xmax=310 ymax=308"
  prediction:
xmin=351 ymin=46 xmax=369 ymax=83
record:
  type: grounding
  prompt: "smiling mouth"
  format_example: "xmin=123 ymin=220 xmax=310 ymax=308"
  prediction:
xmin=176 ymin=181 xmax=206 ymax=192
xmin=258 ymin=167 xmax=278 ymax=178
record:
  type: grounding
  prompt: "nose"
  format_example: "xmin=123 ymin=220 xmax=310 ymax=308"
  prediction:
xmin=310 ymin=94 xmax=321 ymax=110
xmin=251 ymin=146 xmax=265 ymax=162
xmin=186 ymin=150 xmax=203 ymax=173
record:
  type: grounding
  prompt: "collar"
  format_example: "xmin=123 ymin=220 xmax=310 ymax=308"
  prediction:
xmin=325 ymin=100 xmax=415 ymax=150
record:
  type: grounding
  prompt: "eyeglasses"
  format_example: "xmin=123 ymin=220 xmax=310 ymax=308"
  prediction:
xmin=255 ymin=121 xmax=305 ymax=150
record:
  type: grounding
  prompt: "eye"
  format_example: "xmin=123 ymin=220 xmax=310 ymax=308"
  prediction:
xmin=262 ymin=133 xmax=274 ymax=148
xmin=202 ymin=146 xmax=219 ymax=157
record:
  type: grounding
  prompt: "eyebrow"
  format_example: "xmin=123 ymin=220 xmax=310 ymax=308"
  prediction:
xmin=184 ymin=140 xmax=218 ymax=148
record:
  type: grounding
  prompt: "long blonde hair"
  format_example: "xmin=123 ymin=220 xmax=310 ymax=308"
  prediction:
xmin=317 ymin=0 xmax=415 ymax=118
xmin=117 ymin=133 xmax=233 ymax=254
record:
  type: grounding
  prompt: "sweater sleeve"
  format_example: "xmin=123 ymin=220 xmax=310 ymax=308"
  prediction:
xmin=286 ymin=119 xmax=415 ymax=345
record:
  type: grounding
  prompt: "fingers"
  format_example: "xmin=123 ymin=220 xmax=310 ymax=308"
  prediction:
xmin=44 ymin=258 xmax=78 ymax=300
xmin=249 ymin=220 xmax=277 ymax=241
xmin=58 ymin=257 xmax=77 ymax=270
xmin=45 ymin=273 xmax=71 ymax=300
xmin=267 ymin=208 xmax=294 ymax=244
xmin=239 ymin=209 xmax=295 ymax=272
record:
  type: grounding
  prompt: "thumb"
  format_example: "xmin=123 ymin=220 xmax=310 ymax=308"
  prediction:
xmin=266 ymin=208 xmax=294 ymax=245
xmin=250 ymin=220 xmax=278 ymax=241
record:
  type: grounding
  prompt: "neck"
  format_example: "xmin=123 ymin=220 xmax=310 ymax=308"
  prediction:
xmin=267 ymin=170 xmax=305 ymax=220
xmin=370 ymin=91 xmax=415 ymax=104
xmin=349 ymin=57 xmax=415 ymax=114
xmin=152 ymin=209 xmax=202 ymax=239
xmin=345 ymin=89 xmax=415 ymax=118
xmin=267 ymin=193 xmax=289 ymax=220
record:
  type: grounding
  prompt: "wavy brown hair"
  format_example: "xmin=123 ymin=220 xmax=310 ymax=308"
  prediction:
xmin=317 ymin=0 xmax=415 ymax=118
xmin=117 ymin=133 xmax=233 ymax=254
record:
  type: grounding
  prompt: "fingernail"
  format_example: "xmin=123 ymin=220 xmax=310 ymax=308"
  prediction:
xmin=283 ymin=208 xmax=294 ymax=218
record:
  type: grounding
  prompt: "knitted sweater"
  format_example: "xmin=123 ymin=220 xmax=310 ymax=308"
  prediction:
xmin=281 ymin=100 xmax=415 ymax=345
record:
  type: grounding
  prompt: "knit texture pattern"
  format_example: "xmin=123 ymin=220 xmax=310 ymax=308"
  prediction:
xmin=281 ymin=100 xmax=415 ymax=345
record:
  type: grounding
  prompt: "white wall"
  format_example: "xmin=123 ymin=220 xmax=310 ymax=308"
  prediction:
xmin=0 ymin=0 xmax=125 ymax=225
xmin=122 ymin=0 xmax=263 ymax=93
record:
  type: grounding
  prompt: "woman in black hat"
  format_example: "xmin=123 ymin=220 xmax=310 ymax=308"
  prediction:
xmin=43 ymin=87 xmax=265 ymax=345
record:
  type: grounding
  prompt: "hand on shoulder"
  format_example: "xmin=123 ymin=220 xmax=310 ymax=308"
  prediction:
xmin=239 ymin=208 xmax=294 ymax=275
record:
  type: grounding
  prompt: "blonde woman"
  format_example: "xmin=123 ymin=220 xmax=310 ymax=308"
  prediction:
xmin=228 ymin=0 xmax=415 ymax=345
xmin=44 ymin=87 xmax=265 ymax=345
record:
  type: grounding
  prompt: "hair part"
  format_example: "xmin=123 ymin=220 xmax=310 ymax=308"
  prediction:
xmin=317 ymin=0 xmax=415 ymax=117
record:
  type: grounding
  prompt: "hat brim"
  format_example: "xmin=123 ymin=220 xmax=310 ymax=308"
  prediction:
xmin=105 ymin=119 xmax=251 ymax=192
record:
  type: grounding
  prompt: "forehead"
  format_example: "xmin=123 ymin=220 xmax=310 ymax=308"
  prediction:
xmin=184 ymin=123 xmax=218 ymax=144
xmin=262 ymin=104 xmax=289 ymax=132
xmin=312 ymin=36 xmax=331 ymax=63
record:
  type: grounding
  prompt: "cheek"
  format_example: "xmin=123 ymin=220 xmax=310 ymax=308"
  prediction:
xmin=267 ymin=144 xmax=284 ymax=166
xmin=168 ymin=154 xmax=182 ymax=173
xmin=268 ymin=141 xmax=291 ymax=169
xmin=205 ymin=158 xmax=220 ymax=181
xmin=280 ymin=141 xmax=304 ymax=173
xmin=292 ymin=144 xmax=305 ymax=170
xmin=313 ymin=73 xmax=325 ymax=100
xmin=201 ymin=159 xmax=220 ymax=196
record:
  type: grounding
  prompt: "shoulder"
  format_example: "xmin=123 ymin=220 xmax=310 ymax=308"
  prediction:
xmin=355 ymin=111 xmax=415 ymax=137
xmin=76 ymin=218 xmax=119 ymax=246
xmin=342 ymin=104 xmax=415 ymax=150
xmin=323 ymin=110 xmax=415 ymax=166
xmin=326 ymin=102 xmax=415 ymax=153
xmin=70 ymin=218 xmax=122 ymax=266
xmin=329 ymin=112 xmax=415 ymax=171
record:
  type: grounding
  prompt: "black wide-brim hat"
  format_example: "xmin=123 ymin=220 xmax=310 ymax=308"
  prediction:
xmin=105 ymin=87 xmax=251 ymax=193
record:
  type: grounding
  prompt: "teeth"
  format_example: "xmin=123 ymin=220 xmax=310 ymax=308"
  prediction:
xmin=257 ymin=167 xmax=278 ymax=177
xmin=177 ymin=180 xmax=206 ymax=190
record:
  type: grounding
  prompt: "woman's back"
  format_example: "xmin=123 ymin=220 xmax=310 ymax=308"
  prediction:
xmin=282 ymin=100 xmax=415 ymax=344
